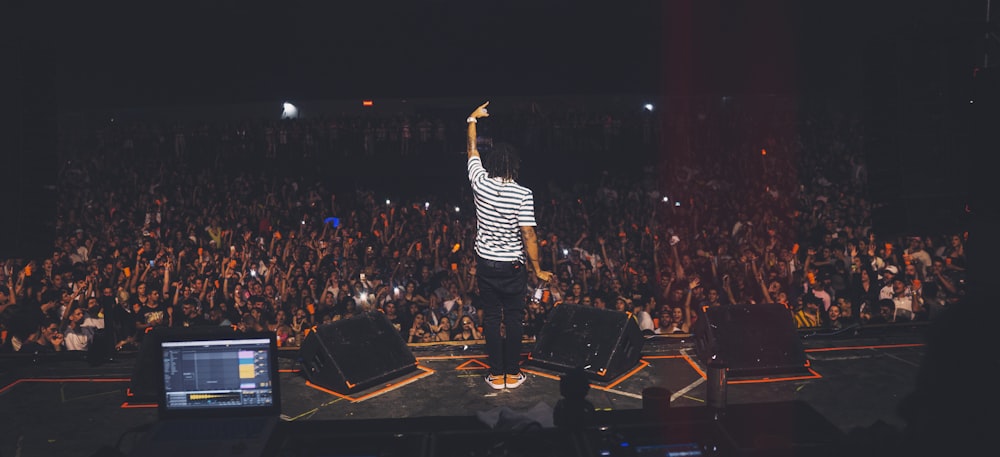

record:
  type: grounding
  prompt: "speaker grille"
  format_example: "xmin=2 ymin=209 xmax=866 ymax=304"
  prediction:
xmin=695 ymin=303 xmax=808 ymax=377
xmin=300 ymin=312 xmax=416 ymax=393
xmin=529 ymin=305 xmax=644 ymax=381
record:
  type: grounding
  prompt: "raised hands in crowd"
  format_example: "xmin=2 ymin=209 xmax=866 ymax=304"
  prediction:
xmin=0 ymin=97 xmax=970 ymax=354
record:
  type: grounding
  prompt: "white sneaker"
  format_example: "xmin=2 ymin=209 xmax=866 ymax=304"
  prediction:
xmin=486 ymin=374 xmax=506 ymax=390
xmin=505 ymin=372 xmax=526 ymax=389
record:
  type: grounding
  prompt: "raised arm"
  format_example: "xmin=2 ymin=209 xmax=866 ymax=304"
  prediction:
xmin=163 ymin=259 xmax=172 ymax=297
xmin=751 ymin=254 xmax=771 ymax=303
xmin=652 ymin=235 xmax=662 ymax=286
xmin=722 ymin=274 xmax=737 ymax=305
xmin=671 ymin=242 xmax=686 ymax=281
xmin=681 ymin=277 xmax=699 ymax=333
xmin=128 ymin=254 xmax=142 ymax=293
xmin=466 ymin=101 xmax=490 ymax=160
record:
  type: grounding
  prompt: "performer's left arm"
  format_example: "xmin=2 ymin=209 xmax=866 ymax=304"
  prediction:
xmin=522 ymin=226 xmax=553 ymax=282
xmin=466 ymin=102 xmax=490 ymax=160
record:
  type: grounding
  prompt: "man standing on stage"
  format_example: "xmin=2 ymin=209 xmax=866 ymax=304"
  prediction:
xmin=466 ymin=101 xmax=553 ymax=389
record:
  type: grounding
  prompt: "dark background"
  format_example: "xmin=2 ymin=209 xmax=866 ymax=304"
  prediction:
xmin=10 ymin=0 xmax=986 ymax=108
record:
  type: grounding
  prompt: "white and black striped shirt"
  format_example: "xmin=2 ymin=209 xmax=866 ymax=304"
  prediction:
xmin=468 ymin=156 xmax=536 ymax=263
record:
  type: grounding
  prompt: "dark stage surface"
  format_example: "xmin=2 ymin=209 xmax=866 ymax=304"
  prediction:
xmin=0 ymin=323 xmax=933 ymax=457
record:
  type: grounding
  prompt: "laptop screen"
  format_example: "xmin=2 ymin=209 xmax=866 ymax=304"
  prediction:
xmin=158 ymin=335 xmax=279 ymax=417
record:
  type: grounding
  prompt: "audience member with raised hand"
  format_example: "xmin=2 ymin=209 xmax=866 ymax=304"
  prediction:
xmin=452 ymin=315 xmax=482 ymax=341
xmin=61 ymin=304 xmax=96 ymax=351
xmin=407 ymin=313 xmax=431 ymax=344
xmin=18 ymin=318 xmax=65 ymax=353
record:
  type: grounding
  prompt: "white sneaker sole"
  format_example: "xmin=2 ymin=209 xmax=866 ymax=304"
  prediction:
xmin=486 ymin=376 xmax=506 ymax=390
xmin=505 ymin=374 xmax=526 ymax=389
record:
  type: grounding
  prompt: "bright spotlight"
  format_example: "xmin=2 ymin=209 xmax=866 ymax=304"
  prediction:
xmin=643 ymin=103 xmax=654 ymax=112
xmin=281 ymin=102 xmax=299 ymax=119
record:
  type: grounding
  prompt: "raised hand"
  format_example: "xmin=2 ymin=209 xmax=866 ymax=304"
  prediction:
xmin=469 ymin=101 xmax=490 ymax=120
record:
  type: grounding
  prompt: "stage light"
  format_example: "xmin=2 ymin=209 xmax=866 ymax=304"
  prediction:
xmin=281 ymin=102 xmax=299 ymax=119
xmin=643 ymin=103 xmax=654 ymax=112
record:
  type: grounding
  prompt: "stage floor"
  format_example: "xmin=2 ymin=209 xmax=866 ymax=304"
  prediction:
xmin=0 ymin=325 xmax=928 ymax=457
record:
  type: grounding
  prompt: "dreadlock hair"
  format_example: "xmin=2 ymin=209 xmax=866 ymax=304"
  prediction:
xmin=481 ymin=141 xmax=520 ymax=182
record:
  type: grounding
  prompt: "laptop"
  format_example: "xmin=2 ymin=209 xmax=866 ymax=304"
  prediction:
xmin=127 ymin=331 xmax=282 ymax=457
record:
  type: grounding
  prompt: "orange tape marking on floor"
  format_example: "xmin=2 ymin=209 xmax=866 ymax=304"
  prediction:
xmin=120 ymin=402 xmax=157 ymax=408
xmin=416 ymin=354 xmax=489 ymax=362
xmin=674 ymin=342 xmax=926 ymax=384
xmin=522 ymin=359 xmax=651 ymax=391
xmin=304 ymin=364 xmax=435 ymax=403
xmin=676 ymin=352 xmax=821 ymax=383
xmin=804 ymin=343 xmax=924 ymax=353
xmin=454 ymin=358 xmax=490 ymax=370
xmin=0 ymin=377 xmax=131 ymax=395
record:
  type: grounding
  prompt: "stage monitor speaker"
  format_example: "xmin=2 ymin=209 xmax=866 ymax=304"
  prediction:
xmin=299 ymin=312 xmax=417 ymax=394
xmin=127 ymin=326 xmax=240 ymax=403
xmin=528 ymin=304 xmax=644 ymax=382
xmin=694 ymin=303 xmax=808 ymax=377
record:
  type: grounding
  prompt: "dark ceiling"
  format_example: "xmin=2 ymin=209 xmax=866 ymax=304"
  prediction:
xmin=12 ymin=0 xmax=984 ymax=110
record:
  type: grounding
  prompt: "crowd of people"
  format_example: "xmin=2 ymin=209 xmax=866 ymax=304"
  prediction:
xmin=0 ymin=95 xmax=969 ymax=355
